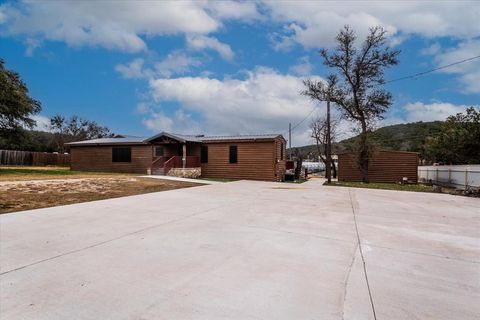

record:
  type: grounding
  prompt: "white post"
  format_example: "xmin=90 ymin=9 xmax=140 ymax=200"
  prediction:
xmin=182 ymin=144 xmax=187 ymax=168
xmin=465 ymin=169 xmax=468 ymax=190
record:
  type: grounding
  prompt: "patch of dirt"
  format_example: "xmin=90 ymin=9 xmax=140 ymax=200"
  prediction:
xmin=0 ymin=177 xmax=200 ymax=214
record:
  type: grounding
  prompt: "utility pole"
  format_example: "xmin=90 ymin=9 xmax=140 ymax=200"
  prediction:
xmin=326 ymin=95 xmax=332 ymax=184
xmin=288 ymin=122 xmax=292 ymax=160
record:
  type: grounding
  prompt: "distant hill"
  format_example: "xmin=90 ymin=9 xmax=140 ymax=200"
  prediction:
xmin=290 ymin=121 xmax=444 ymax=159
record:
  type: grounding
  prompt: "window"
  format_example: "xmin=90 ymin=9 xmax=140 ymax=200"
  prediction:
xmin=280 ymin=142 xmax=284 ymax=160
xmin=155 ymin=146 xmax=164 ymax=157
xmin=229 ymin=145 xmax=237 ymax=163
xmin=201 ymin=145 xmax=208 ymax=163
xmin=112 ymin=147 xmax=131 ymax=162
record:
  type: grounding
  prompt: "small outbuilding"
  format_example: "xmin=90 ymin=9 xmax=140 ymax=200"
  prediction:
xmin=338 ymin=150 xmax=419 ymax=183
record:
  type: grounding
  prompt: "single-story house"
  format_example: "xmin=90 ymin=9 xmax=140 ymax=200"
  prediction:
xmin=66 ymin=132 xmax=287 ymax=181
xmin=338 ymin=150 xmax=419 ymax=183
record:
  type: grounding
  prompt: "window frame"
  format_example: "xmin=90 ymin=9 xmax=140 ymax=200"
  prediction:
xmin=112 ymin=147 xmax=132 ymax=163
xmin=154 ymin=146 xmax=164 ymax=157
xmin=229 ymin=145 xmax=238 ymax=164
xmin=200 ymin=145 xmax=208 ymax=163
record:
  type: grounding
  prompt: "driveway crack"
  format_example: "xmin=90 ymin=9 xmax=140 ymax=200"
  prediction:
xmin=348 ymin=189 xmax=378 ymax=320
xmin=341 ymin=241 xmax=359 ymax=319
xmin=0 ymin=203 xmax=232 ymax=276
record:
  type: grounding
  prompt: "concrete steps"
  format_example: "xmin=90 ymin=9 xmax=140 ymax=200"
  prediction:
xmin=152 ymin=168 xmax=164 ymax=175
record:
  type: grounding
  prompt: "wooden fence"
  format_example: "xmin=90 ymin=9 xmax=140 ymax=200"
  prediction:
xmin=0 ymin=150 xmax=71 ymax=167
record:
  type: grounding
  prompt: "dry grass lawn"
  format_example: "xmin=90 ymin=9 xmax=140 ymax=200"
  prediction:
xmin=0 ymin=167 xmax=201 ymax=214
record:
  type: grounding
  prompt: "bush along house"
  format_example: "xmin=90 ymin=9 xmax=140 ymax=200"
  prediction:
xmin=66 ymin=132 xmax=287 ymax=181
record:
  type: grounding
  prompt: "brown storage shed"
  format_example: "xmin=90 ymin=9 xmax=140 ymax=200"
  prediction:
xmin=338 ymin=150 xmax=419 ymax=183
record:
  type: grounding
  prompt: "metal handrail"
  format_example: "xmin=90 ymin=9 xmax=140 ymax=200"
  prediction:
xmin=163 ymin=156 xmax=178 ymax=175
xmin=151 ymin=156 xmax=165 ymax=167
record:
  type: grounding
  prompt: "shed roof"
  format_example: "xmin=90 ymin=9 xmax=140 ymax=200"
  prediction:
xmin=337 ymin=150 xmax=420 ymax=155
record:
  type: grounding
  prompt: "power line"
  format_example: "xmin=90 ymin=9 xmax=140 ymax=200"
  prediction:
xmin=282 ymin=106 xmax=317 ymax=135
xmin=286 ymin=54 xmax=480 ymax=136
xmin=383 ymin=54 xmax=480 ymax=84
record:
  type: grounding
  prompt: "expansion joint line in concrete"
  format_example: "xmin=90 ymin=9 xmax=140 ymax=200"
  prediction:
xmin=341 ymin=241 xmax=359 ymax=320
xmin=348 ymin=189 xmax=378 ymax=320
xmin=0 ymin=203 xmax=231 ymax=276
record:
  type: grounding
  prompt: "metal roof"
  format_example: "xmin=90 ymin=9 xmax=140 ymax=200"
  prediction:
xmin=144 ymin=132 xmax=204 ymax=143
xmin=66 ymin=132 xmax=284 ymax=146
xmin=200 ymin=134 xmax=283 ymax=141
xmin=65 ymin=137 xmax=147 ymax=146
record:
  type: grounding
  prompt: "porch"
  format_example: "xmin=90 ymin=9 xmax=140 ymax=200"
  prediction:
xmin=147 ymin=133 xmax=201 ymax=176
xmin=150 ymin=155 xmax=200 ymax=176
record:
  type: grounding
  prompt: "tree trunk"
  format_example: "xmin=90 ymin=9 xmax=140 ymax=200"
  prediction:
xmin=294 ymin=158 xmax=303 ymax=180
xmin=358 ymin=120 xmax=369 ymax=183
xmin=331 ymin=159 xmax=337 ymax=178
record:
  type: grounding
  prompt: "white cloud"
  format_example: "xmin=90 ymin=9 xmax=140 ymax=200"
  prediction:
xmin=143 ymin=111 xmax=175 ymax=132
xmin=31 ymin=114 xmax=51 ymax=131
xmin=428 ymin=40 xmax=480 ymax=94
xmin=0 ymin=5 xmax=6 ymax=24
xmin=143 ymin=109 xmax=201 ymax=134
xmin=24 ymin=37 xmax=41 ymax=56
xmin=403 ymin=102 xmax=469 ymax=122
xmin=116 ymin=51 xmax=202 ymax=80
xmin=186 ymin=35 xmax=234 ymax=61
xmin=154 ymin=51 xmax=202 ymax=78
xmin=208 ymin=1 xmax=260 ymax=21
xmin=145 ymin=67 xmax=323 ymax=146
xmin=135 ymin=102 xmax=152 ymax=115
xmin=289 ymin=56 xmax=313 ymax=76
xmin=262 ymin=1 xmax=480 ymax=49
xmin=115 ymin=58 xmax=146 ymax=79
xmin=420 ymin=43 xmax=441 ymax=56
xmin=0 ymin=1 xmax=258 ymax=52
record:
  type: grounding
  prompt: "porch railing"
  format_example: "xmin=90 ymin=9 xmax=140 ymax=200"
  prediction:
xmin=185 ymin=156 xmax=200 ymax=167
xmin=151 ymin=156 xmax=165 ymax=169
xmin=164 ymin=156 xmax=181 ymax=175
xmin=152 ymin=155 xmax=200 ymax=175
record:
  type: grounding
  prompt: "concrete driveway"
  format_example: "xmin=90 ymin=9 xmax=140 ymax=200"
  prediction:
xmin=1 ymin=179 xmax=479 ymax=319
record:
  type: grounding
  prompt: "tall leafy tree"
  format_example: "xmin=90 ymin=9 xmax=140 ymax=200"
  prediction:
xmin=0 ymin=59 xmax=42 ymax=144
xmin=303 ymin=26 xmax=399 ymax=182
xmin=50 ymin=115 xmax=114 ymax=152
xmin=425 ymin=107 xmax=480 ymax=164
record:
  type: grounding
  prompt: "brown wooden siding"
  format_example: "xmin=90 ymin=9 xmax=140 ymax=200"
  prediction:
xmin=338 ymin=151 xmax=418 ymax=183
xmin=70 ymin=145 xmax=152 ymax=174
xmin=201 ymin=140 xmax=283 ymax=181
xmin=274 ymin=138 xmax=286 ymax=181
xmin=70 ymin=138 xmax=286 ymax=181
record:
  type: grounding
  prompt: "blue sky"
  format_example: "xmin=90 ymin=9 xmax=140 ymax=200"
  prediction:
xmin=1 ymin=1 xmax=479 ymax=146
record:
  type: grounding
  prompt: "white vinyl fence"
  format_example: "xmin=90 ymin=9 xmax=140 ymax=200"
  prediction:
xmin=418 ymin=165 xmax=480 ymax=189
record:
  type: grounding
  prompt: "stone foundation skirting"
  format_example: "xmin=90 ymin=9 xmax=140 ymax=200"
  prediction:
xmin=167 ymin=168 xmax=201 ymax=179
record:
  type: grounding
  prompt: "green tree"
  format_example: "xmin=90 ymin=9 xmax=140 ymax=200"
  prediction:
xmin=425 ymin=107 xmax=480 ymax=164
xmin=303 ymin=26 xmax=399 ymax=182
xmin=0 ymin=59 xmax=42 ymax=147
xmin=50 ymin=115 xmax=114 ymax=152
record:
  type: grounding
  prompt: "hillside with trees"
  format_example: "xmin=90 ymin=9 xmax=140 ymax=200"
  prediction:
xmin=292 ymin=104 xmax=480 ymax=165
xmin=291 ymin=121 xmax=444 ymax=161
